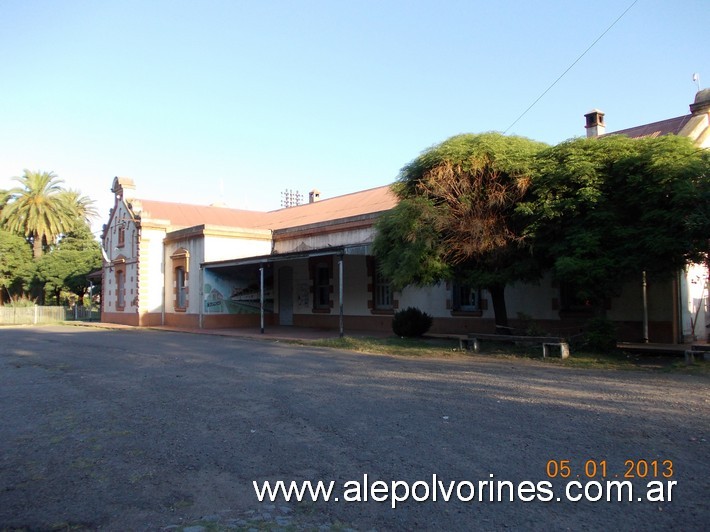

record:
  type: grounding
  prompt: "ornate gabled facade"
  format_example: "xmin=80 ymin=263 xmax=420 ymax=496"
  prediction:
xmin=101 ymin=179 xmax=398 ymax=329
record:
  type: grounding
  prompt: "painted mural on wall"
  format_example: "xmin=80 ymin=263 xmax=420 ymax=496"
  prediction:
xmin=203 ymin=267 xmax=274 ymax=314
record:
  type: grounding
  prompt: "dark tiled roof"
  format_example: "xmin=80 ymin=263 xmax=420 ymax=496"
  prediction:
xmin=604 ymin=115 xmax=692 ymax=139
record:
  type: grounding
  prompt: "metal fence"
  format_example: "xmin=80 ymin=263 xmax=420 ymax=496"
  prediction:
xmin=0 ymin=306 xmax=100 ymax=325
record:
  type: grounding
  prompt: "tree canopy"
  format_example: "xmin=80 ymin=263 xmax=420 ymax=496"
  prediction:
xmin=0 ymin=170 xmax=100 ymax=305
xmin=374 ymin=131 xmax=709 ymax=329
xmin=0 ymin=170 xmax=95 ymax=258
xmin=0 ymin=229 xmax=34 ymax=303
xmin=521 ymin=134 xmax=710 ymax=314
xmin=373 ymin=132 xmax=548 ymax=329
xmin=35 ymin=223 xmax=103 ymax=304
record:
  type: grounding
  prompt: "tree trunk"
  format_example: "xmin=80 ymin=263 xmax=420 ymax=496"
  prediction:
xmin=489 ymin=284 xmax=509 ymax=334
xmin=32 ymin=232 xmax=42 ymax=259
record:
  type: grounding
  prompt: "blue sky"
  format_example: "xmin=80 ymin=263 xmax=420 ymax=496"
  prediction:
xmin=1 ymin=0 xmax=707 ymax=233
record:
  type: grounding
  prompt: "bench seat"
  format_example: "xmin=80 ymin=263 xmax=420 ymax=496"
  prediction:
xmin=467 ymin=333 xmax=570 ymax=359
xmin=685 ymin=344 xmax=710 ymax=364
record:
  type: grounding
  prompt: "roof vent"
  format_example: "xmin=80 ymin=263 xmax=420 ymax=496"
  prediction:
xmin=309 ymin=189 xmax=321 ymax=203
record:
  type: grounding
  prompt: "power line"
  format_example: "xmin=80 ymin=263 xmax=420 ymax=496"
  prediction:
xmin=503 ymin=0 xmax=639 ymax=134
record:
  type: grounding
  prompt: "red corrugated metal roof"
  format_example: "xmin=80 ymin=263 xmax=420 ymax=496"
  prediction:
xmin=133 ymin=185 xmax=398 ymax=231
xmin=264 ymin=186 xmax=398 ymax=230
xmin=135 ymin=200 xmax=270 ymax=229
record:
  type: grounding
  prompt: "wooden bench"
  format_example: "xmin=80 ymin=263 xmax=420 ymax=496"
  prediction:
xmin=685 ymin=344 xmax=710 ymax=364
xmin=467 ymin=333 xmax=570 ymax=359
xmin=426 ymin=333 xmax=476 ymax=351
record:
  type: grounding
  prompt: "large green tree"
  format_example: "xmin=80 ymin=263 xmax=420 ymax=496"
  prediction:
xmin=0 ymin=229 xmax=34 ymax=303
xmin=34 ymin=222 xmax=102 ymax=304
xmin=522 ymin=134 xmax=710 ymax=315
xmin=0 ymin=170 xmax=86 ymax=258
xmin=374 ymin=132 xmax=548 ymax=330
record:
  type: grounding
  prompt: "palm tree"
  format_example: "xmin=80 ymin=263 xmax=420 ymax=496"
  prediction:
xmin=58 ymin=189 xmax=98 ymax=230
xmin=0 ymin=189 xmax=10 ymax=212
xmin=0 ymin=170 xmax=76 ymax=258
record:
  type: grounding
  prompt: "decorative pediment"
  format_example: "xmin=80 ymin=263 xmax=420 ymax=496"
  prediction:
xmin=170 ymin=248 xmax=190 ymax=260
xmin=111 ymin=177 xmax=136 ymax=200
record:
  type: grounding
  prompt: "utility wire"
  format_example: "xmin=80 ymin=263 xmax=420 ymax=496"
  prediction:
xmin=503 ymin=0 xmax=639 ymax=134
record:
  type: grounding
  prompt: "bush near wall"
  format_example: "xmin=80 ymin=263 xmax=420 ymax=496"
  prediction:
xmin=392 ymin=307 xmax=433 ymax=338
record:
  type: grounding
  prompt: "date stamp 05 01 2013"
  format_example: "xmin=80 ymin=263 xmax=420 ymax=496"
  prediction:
xmin=546 ymin=459 xmax=673 ymax=480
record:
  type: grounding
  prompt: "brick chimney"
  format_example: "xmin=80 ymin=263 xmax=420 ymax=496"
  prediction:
xmin=584 ymin=109 xmax=606 ymax=138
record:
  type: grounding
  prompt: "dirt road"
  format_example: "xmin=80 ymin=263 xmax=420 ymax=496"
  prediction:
xmin=0 ymin=325 xmax=707 ymax=530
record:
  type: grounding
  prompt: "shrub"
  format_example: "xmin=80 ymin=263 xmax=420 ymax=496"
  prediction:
xmin=584 ymin=317 xmax=617 ymax=352
xmin=3 ymin=295 xmax=37 ymax=307
xmin=392 ymin=307 xmax=433 ymax=337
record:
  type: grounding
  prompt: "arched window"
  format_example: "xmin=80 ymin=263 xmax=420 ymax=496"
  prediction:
xmin=117 ymin=226 xmax=125 ymax=248
xmin=115 ymin=268 xmax=126 ymax=310
xmin=176 ymin=267 xmax=187 ymax=309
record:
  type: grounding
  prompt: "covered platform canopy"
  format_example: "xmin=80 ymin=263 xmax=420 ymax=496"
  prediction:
xmin=201 ymin=243 xmax=374 ymax=336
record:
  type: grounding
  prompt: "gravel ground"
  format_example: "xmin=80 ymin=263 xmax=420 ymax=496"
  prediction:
xmin=0 ymin=325 xmax=708 ymax=531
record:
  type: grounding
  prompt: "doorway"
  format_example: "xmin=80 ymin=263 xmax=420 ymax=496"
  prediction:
xmin=278 ymin=266 xmax=293 ymax=326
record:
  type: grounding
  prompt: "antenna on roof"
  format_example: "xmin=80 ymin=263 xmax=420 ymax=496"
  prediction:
xmin=693 ymin=73 xmax=700 ymax=92
xmin=281 ymin=189 xmax=303 ymax=208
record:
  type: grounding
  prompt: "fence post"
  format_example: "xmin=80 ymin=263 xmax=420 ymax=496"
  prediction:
xmin=34 ymin=305 xmax=38 ymax=325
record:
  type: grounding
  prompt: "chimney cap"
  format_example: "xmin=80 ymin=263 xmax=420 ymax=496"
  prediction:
xmin=584 ymin=109 xmax=605 ymax=125
xmin=309 ymin=189 xmax=321 ymax=203
xmin=584 ymin=109 xmax=606 ymax=138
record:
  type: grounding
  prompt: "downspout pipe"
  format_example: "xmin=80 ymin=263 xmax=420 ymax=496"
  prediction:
xmin=260 ymin=264 xmax=265 ymax=334
xmin=642 ymin=271 xmax=649 ymax=343
xmin=339 ymin=254 xmax=344 ymax=338
xmin=198 ymin=267 xmax=204 ymax=329
xmin=161 ymin=248 xmax=166 ymax=326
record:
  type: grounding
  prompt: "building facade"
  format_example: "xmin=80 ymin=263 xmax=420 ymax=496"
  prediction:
xmin=101 ymin=90 xmax=710 ymax=342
